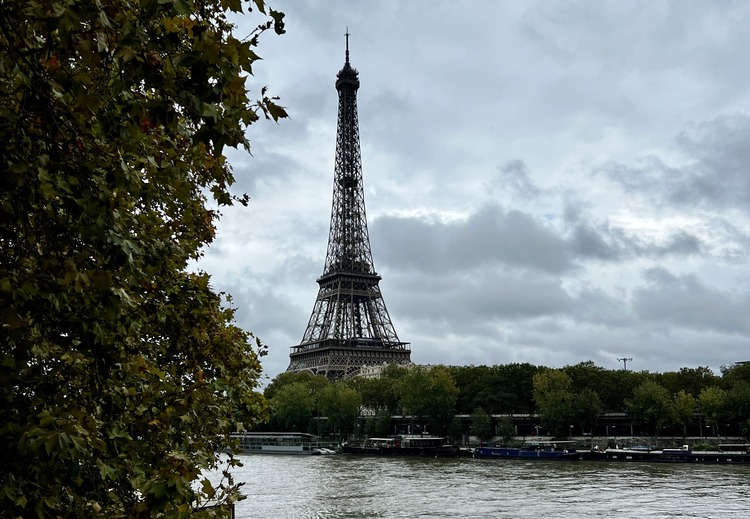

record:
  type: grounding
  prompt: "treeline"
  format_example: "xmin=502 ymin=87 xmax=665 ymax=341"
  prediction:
xmin=252 ymin=361 xmax=750 ymax=440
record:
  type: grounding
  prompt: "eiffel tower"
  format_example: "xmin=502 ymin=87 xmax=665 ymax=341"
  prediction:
xmin=287 ymin=34 xmax=411 ymax=380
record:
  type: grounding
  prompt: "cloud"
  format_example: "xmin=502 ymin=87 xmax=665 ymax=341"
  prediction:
xmin=633 ymin=267 xmax=750 ymax=336
xmin=603 ymin=115 xmax=750 ymax=213
xmin=372 ymin=204 xmax=571 ymax=274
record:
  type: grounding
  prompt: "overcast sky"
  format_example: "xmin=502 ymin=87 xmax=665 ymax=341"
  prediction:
xmin=196 ymin=0 xmax=750 ymax=383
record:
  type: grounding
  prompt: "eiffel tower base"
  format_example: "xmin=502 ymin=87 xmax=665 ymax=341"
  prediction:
xmin=287 ymin=343 xmax=412 ymax=380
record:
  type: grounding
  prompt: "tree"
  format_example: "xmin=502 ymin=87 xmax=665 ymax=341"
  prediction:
xmin=658 ymin=366 xmax=719 ymax=398
xmin=317 ymin=383 xmax=362 ymax=438
xmin=470 ymin=407 xmax=493 ymax=442
xmin=698 ymin=386 xmax=727 ymax=438
xmin=672 ymin=390 xmax=696 ymax=439
xmin=1 ymin=1 xmax=286 ymax=516
xmin=496 ymin=416 xmax=516 ymax=445
xmin=397 ymin=366 xmax=459 ymax=435
xmin=532 ymin=369 xmax=574 ymax=438
xmin=264 ymin=371 xmax=330 ymax=402
xmin=625 ymin=381 xmax=675 ymax=436
xmin=724 ymin=381 xmax=750 ymax=439
xmin=269 ymin=382 xmax=315 ymax=432
xmin=572 ymin=388 xmax=603 ymax=435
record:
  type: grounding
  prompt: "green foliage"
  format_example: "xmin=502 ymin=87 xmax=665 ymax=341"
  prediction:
xmin=625 ymin=381 xmax=675 ymax=435
xmin=532 ymin=369 xmax=574 ymax=437
xmin=657 ymin=366 xmax=719 ymax=397
xmin=572 ymin=388 xmax=603 ymax=434
xmin=364 ymin=408 xmax=393 ymax=438
xmin=0 ymin=0 xmax=286 ymax=516
xmin=347 ymin=374 xmax=400 ymax=414
xmin=269 ymin=382 xmax=315 ymax=432
xmin=470 ymin=407 xmax=493 ymax=441
xmin=317 ymin=383 xmax=362 ymax=436
xmin=449 ymin=363 xmax=541 ymax=414
xmin=723 ymin=382 xmax=750 ymax=439
xmin=672 ymin=390 xmax=696 ymax=438
xmin=721 ymin=362 xmax=750 ymax=388
xmin=698 ymin=386 xmax=727 ymax=424
xmin=397 ymin=366 xmax=459 ymax=435
xmin=264 ymin=371 xmax=330 ymax=402
xmin=496 ymin=416 xmax=516 ymax=445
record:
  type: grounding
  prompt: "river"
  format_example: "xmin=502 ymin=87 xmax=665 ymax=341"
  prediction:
xmin=228 ymin=454 xmax=750 ymax=518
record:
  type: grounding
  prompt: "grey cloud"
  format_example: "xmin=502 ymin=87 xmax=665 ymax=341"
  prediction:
xmin=633 ymin=267 xmax=750 ymax=336
xmin=603 ymin=115 xmax=750 ymax=212
xmin=371 ymin=204 xmax=572 ymax=275
xmin=386 ymin=268 xmax=573 ymax=329
xmin=495 ymin=160 xmax=542 ymax=199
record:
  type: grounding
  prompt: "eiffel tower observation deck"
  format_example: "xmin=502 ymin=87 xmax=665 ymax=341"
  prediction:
xmin=287 ymin=35 xmax=411 ymax=380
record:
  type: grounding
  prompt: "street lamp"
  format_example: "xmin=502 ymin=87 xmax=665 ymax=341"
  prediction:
xmin=617 ymin=357 xmax=633 ymax=370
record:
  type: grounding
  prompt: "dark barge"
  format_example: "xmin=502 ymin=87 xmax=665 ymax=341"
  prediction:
xmin=582 ymin=444 xmax=750 ymax=463
xmin=341 ymin=436 xmax=471 ymax=457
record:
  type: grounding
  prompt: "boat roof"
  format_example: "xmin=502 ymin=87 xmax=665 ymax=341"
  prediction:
xmin=524 ymin=440 xmax=576 ymax=445
xmin=232 ymin=432 xmax=317 ymax=438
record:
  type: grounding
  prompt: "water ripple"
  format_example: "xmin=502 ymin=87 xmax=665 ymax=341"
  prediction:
xmin=233 ymin=456 xmax=750 ymax=519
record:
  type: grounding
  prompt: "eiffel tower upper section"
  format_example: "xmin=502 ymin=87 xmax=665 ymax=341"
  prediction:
xmin=287 ymin=35 xmax=411 ymax=380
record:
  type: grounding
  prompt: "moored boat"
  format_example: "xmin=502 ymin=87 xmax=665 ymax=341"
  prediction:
xmin=230 ymin=432 xmax=325 ymax=455
xmin=474 ymin=441 xmax=580 ymax=460
xmin=341 ymin=435 xmax=471 ymax=457
xmin=584 ymin=443 xmax=750 ymax=463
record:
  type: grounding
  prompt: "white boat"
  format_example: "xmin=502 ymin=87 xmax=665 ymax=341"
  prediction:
xmin=230 ymin=432 xmax=324 ymax=455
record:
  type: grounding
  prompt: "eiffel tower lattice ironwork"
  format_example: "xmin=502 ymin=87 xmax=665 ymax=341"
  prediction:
xmin=287 ymin=34 xmax=411 ymax=380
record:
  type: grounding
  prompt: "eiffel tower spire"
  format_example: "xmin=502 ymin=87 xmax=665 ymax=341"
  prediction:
xmin=287 ymin=34 xmax=411 ymax=380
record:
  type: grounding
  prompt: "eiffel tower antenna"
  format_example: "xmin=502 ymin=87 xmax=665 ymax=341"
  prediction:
xmin=287 ymin=34 xmax=411 ymax=380
xmin=345 ymin=27 xmax=350 ymax=64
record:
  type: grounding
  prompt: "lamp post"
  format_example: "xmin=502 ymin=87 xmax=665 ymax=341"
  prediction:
xmin=617 ymin=357 xmax=633 ymax=370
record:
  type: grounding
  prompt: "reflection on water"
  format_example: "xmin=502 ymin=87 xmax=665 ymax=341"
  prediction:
xmin=233 ymin=455 xmax=750 ymax=518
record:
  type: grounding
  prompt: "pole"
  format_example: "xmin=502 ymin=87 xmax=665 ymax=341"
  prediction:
xmin=617 ymin=357 xmax=633 ymax=370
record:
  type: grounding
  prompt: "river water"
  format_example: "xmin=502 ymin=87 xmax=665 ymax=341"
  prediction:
xmin=229 ymin=455 xmax=750 ymax=518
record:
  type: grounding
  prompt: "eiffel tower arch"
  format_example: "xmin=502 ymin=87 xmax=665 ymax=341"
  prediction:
xmin=287 ymin=35 xmax=411 ymax=380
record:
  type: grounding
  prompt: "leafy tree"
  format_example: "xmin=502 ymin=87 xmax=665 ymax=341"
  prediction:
xmin=626 ymin=381 xmax=675 ymax=436
xmin=597 ymin=369 xmax=648 ymax=412
xmin=348 ymin=374 xmax=398 ymax=414
xmin=658 ymin=366 xmax=719 ymax=397
xmin=563 ymin=360 xmax=606 ymax=395
xmin=721 ymin=362 xmax=750 ymax=388
xmin=532 ymin=369 xmax=574 ymax=437
xmin=698 ymin=386 xmax=727 ymax=438
xmin=373 ymin=408 xmax=393 ymax=437
xmin=317 ymin=383 xmax=362 ymax=437
xmin=572 ymin=388 xmax=603 ymax=435
xmin=496 ymin=363 xmax=544 ymax=413
xmin=724 ymin=381 xmax=750 ymax=439
xmin=398 ymin=366 xmax=458 ymax=435
xmin=470 ymin=407 xmax=493 ymax=442
xmin=496 ymin=415 xmax=516 ymax=445
xmin=1 ymin=0 xmax=286 ymax=516
xmin=269 ymin=382 xmax=315 ymax=432
xmin=448 ymin=416 xmax=465 ymax=445
xmin=672 ymin=390 xmax=696 ymax=438
xmin=264 ymin=370 xmax=330 ymax=401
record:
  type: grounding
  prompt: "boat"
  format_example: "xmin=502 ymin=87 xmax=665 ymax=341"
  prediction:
xmin=312 ymin=447 xmax=338 ymax=455
xmin=474 ymin=440 xmax=581 ymax=460
xmin=341 ymin=435 xmax=471 ymax=457
xmin=583 ymin=444 xmax=662 ymax=462
xmin=230 ymin=432 xmax=327 ymax=455
xmin=584 ymin=443 xmax=750 ymax=463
